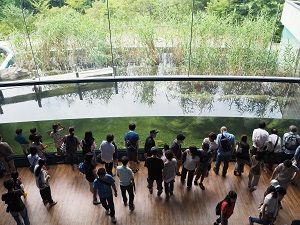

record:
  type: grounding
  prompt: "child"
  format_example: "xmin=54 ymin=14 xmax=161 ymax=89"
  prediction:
xmin=248 ymin=152 xmax=264 ymax=192
xmin=234 ymin=135 xmax=250 ymax=176
xmin=162 ymin=150 xmax=177 ymax=197
xmin=11 ymin=171 xmax=27 ymax=198
xmin=194 ymin=143 xmax=212 ymax=190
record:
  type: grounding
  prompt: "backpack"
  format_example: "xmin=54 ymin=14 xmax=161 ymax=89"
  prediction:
xmin=285 ymin=134 xmax=299 ymax=151
xmin=216 ymin=199 xmax=228 ymax=215
xmin=220 ymin=133 xmax=231 ymax=152
xmin=78 ymin=162 xmax=86 ymax=174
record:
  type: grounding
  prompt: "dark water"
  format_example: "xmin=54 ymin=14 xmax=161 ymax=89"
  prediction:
xmin=0 ymin=79 xmax=299 ymax=123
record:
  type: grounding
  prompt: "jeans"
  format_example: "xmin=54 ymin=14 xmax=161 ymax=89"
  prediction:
xmin=105 ymin=162 xmax=114 ymax=176
xmin=181 ymin=167 xmax=195 ymax=188
xmin=10 ymin=207 xmax=30 ymax=225
xmin=120 ymin=184 xmax=134 ymax=207
xmin=215 ymin=154 xmax=231 ymax=176
xmin=100 ymin=196 xmax=115 ymax=217
xmin=147 ymin=178 xmax=163 ymax=192
xmin=164 ymin=180 xmax=174 ymax=195
xmin=249 ymin=216 xmax=273 ymax=225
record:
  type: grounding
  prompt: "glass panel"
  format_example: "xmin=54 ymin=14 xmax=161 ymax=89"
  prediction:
xmin=1 ymin=81 xmax=299 ymax=155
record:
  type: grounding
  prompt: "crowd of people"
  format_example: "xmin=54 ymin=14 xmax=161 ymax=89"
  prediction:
xmin=1 ymin=121 xmax=300 ymax=225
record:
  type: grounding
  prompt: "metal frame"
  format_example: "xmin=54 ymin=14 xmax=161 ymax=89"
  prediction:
xmin=0 ymin=75 xmax=300 ymax=87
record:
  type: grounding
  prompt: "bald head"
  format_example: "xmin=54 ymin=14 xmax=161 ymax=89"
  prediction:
xmin=220 ymin=126 xmax=227 ymax=132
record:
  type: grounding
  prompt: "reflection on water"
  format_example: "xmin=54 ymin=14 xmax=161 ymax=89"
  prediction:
xmin=0 ymin=80 xmax=299 ymax=123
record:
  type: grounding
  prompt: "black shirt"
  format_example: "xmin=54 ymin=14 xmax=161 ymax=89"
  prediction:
xmin=144 ymin=136 xmax=155 ymax=156
xmin=145 ymin=157 xmax=164 ymax=180
xmin=85 ymin=162 xmax=96 ymax=183
xmin=2 ymin=190 xmax=25 ymax=212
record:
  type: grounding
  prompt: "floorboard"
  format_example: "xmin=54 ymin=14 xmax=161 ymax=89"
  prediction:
xmin=0 ymin=162 xmax=299 ymax=225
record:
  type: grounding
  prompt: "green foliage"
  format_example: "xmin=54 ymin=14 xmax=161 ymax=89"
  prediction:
xmin=28 ymin=0 xmax=49 ymax=13
xmin=0 ymin=116 xmax=298 ymax=155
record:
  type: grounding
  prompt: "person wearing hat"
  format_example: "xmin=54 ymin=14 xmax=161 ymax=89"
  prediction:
xmin=144 ymin=130 xmax=158 ymax=158
xmin=283 ymin=125 xmax=300 ymax=160
xmin=145 ymin=147 xmax=164 ymax=196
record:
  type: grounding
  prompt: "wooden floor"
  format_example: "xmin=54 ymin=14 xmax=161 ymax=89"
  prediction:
xmin=1 ymin=162 xmax=299 ymax=225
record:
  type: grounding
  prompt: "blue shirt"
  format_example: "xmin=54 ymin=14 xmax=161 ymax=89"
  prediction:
xmin=15 ymin=135 xmax=28 ymax=145
xmin=124 ymin=131 xmax=139 ymax=148
xmin=216 ymin=132 xmax=235 ymax=156
xmin=93 ymin=174 xmax=115 ymax=198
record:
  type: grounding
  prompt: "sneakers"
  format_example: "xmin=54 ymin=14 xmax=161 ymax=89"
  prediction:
xmin=49 ymin=201 xmax=57 ymax=207
xmin=199 ymin=183 xmax=205 ymax=190
xmin=111 ymin=216 xmax=117 ymax=224
xmin=93 ymin=200 xmax=101 ymax=205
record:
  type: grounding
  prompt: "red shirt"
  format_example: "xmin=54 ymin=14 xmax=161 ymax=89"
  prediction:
xmin=221 ymin=200 xmax=235 ymax=219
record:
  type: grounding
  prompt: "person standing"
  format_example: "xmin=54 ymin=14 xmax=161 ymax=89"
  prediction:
xmin=251 ymin=121 xmax=269 ymax=156
xmin=27 ymin=146 xmax=41 ymax=173
xmin=93 ymin=168 xmax=118 ymax=224
xmin=63 ymin=127 xmax=80 ymax=169
xmin=282 ymin=125 xmax=300 ymax=160
xmin=214 ymin=190 xmax=237 ymax=225
xmin=162 ymin=150 xmax=177 ymax=197
xmin=83 ymin=153 xmax=100 ymax=205
xmin=124 ymin=123 xmax=139 ymax=173
xmin=234 ymin=135 xmax=250 ymax=176
xmin=144 ymin=130 xmax=158 ymax=158
xmin=100 ymin=134 xmax=116 ymax=176
xmin=15 ymin=129 xmax=30 ymax=156
xmin=0 ymin=135 xmax=16 ymax=175
xmin=270 ymin=159 xmax=298 ymax=191
xmin=181 ymin=146 xmax=200 ymax=189
xmin=203 ymin=132 xmax=218 ymax=159
xmin=194 ymin=143 xmax=212 ymax=190
xmin=81 ymin=131 xmax=96 ymax=157
xmin=248 ymin=153 xmax=264 ymax=192
xmin=145 ymin=148 xmax=164 ymax=196
xmin=213 ymin=127 xmax=235 ymax=177
xmin=171 ymin=134 xmax=186 ymax=176
xmin=2 ymin=179 xmax=30 ymax=225
xmin=249 ymin=186 xmax=278 ymax=225
xmin=116 ymin=156 xmax=135 ymax=211
xmin=34 ymin=159 xmax=57 ymax=207
xmin=265 ymin=128 xmax=283 ymax=170
xmin=49 ymin=123 xmax=64 ymax=156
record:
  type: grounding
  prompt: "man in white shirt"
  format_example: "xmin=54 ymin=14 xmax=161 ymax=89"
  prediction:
xmin=116 ymin=156 xmax=135 ymax=211
xmin=100 ymin=134 xmax=116 ymax=176
xmin=265 ymin=128 xmax=283 ymax=170
xmin=251 ymin=121 xmax=269 ymax=154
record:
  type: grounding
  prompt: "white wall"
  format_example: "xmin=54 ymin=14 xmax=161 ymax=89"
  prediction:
xmin=281 ymin=0 xmax=300 ymax=42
